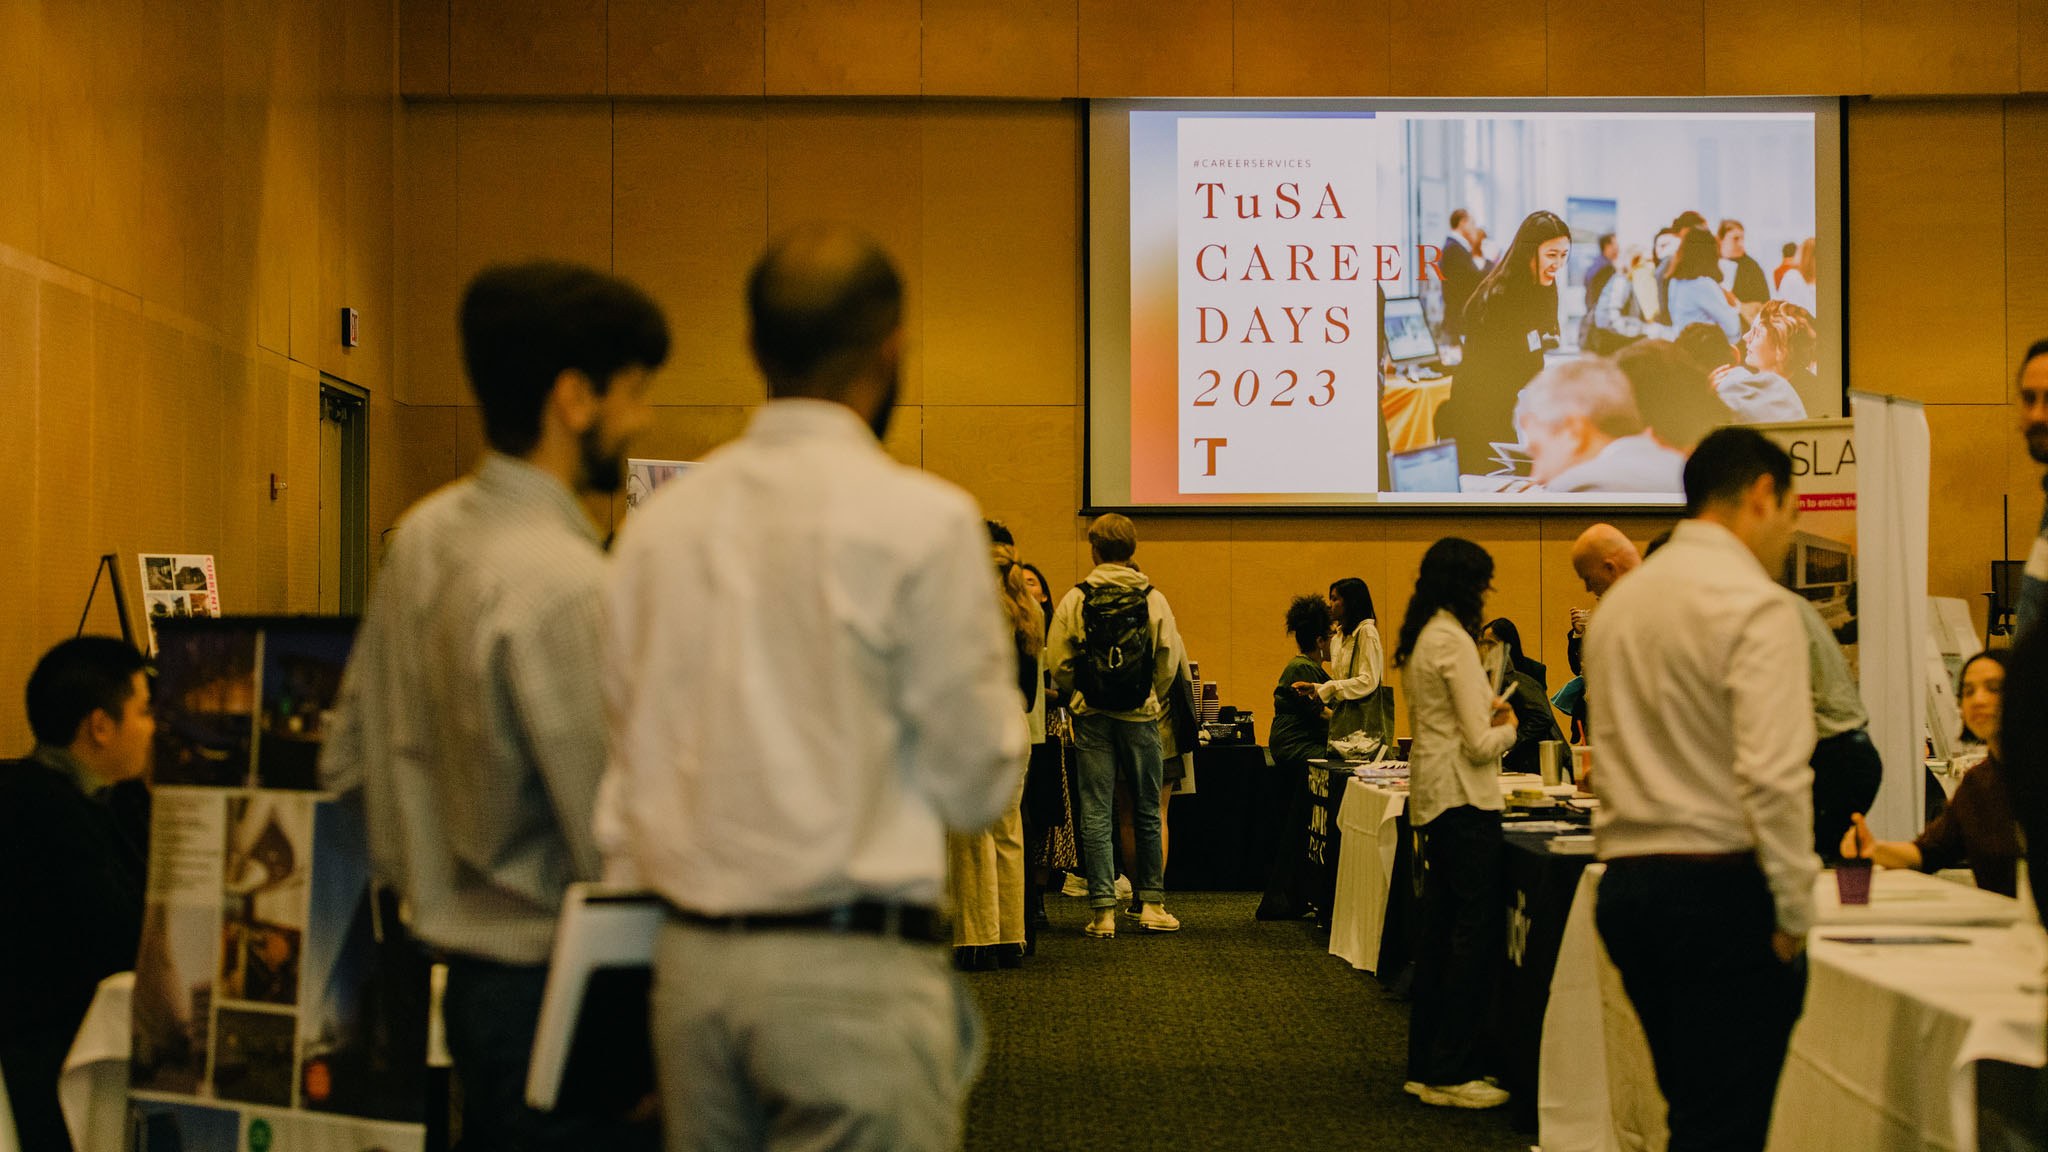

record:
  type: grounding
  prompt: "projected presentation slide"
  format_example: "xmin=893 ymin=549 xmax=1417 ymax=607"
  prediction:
xmin=1086 ymin=99 xmax=1842 ymax=510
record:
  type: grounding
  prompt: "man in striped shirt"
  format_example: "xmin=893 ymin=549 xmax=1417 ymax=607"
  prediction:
xmin=322 ymin=263 xmax=667 ymax=1151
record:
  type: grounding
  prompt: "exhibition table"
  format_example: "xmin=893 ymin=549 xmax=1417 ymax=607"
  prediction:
xmin=1163 ymin=744 xmax=1276 ymax=892
xmin=1768 ymin=924 xmax=2046 ymax=1152
xmin=1382 ymin=375 xmax=1455 ymax=453
xmin=1539 ymin=866 xmax=2035 ymax=1152
xmin=1499 ymin=826 xmax=1597 ymax=1132
xmin=1326 ymin=773 xmax=1547 ymax=972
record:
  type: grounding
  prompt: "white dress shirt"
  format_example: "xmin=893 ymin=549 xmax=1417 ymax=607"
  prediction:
xmin=1316 ymin=619 xmax=1384 ymax=704
xmin=1404 ymin=611 xmax=1518 ymax=826
xmin=1543 ymin=433 xmax=1686 ymax=494
xmin=1587 ymin=519 xmax=1819 ymax=935
xmin=597 ymin=399 xmax=1028 ymax=916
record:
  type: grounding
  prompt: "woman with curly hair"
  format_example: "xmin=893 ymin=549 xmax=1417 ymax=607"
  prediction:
xmin=1258 ymin=594 xmax=1335 ymax=920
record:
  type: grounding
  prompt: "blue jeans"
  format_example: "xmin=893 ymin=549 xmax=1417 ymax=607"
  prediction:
xmin=1072 ymin=712 xmax=1166 ymax=910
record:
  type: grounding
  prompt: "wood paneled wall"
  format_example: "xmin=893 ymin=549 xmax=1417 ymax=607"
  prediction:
xmin=394 ymin=0 xmax=2047 ymax=99
xmin=394 ymin=96 xmax=2048 ymax=731
xmin=0 ymin=0 xmax=406 ymax=752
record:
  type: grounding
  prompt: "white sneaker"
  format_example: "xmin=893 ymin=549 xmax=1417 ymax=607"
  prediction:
xmin=1136 ymin=904 xmax=1181 ymax=932
xmin=1417 ymin=1080 xmax=1510 ymax=1110
xmin=1402 ymin=1081 xmax=1426 ymax=1097
xmin=1060 ymin=873 xmax=1088 ymax=897
xmin=1084 ymin=909 xmax=1116 ymax=938
xmin=1114 ymin=874 xmax=1133 ymax=900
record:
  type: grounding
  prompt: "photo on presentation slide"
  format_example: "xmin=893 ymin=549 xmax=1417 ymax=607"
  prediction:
xmin=153 ymin=623 xmax=260 ymax=789
xmin=125 ymin=1098 xmax=241 ymax=1152
xmin=258 ymin=623 xmax=355 ymax=790
xmin=213 ymin=1006 xmax=300 ymax=1107
xmin=131 ymin=902 xmax=222 ymax=1097
xmin=1088 ymin=98 xmax=1840 ymax=510
xmin=298 ymin=801 xmax=432 ymax=1123
xmin=220 ymin=793 xmax=312 ymax=1008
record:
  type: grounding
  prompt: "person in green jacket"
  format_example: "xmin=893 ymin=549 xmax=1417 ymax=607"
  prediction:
xmin=1258 ymin=596 xmax=1334 ymax=920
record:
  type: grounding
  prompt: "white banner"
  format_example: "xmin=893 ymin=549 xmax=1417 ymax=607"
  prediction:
xmin=1851 ymin=393 xmax=1930 ymax=841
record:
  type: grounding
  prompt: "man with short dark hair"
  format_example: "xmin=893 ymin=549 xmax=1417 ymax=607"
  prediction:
xmin=2010 ymin=340 xmax=2048 ymax=640
xmin=1 ymin=636 xmax=154 ymax=1152
xmin=602 ymin=225 xmax=1027 ymax=1152
xmin=1046 ymin=513 xmax=1185 ymax=939
xmin=322 ymin=261 xmax=668 ymax=1151
xmin=1587 ymin=426 xmax=1815 ymax=1152
xmin=1584 ymin=232 xmax=1619 ymax=310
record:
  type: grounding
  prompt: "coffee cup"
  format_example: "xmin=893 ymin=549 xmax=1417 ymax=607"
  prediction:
xmin=1835 ymin=857 xmax=1873 ymax=905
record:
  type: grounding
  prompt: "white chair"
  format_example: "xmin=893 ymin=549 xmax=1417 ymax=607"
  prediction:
xmin=525 ymin=884 xmax=663 ymax=1112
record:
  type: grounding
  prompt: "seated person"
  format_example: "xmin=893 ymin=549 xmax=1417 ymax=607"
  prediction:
xmin=0 ymin=637 xmax=154 ymax=1152
xmin=1841 ymin=652 xmax=2018 ymax=896
xmin=1261 ymin=595 xmax=1333 ymax=920
xmin=1481 ymin=618 xmax=1563 ymax=776
xmin=1615 ymin=339 xmax=1738 ymax=453
xmin=1710 ymin=302 xmax=1815 ymax=425
xmin=1514 ymin=357 xmax=1686 ymax=493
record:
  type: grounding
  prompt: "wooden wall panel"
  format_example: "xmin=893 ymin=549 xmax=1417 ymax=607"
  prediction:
xmin=218 ymin=349 xmax=265 ymax=612
xmin=87 ymin=302 xmax=144 ymax=594
xmin=1847 ymin=102 xmax=2007 ymax=404
xmin=922 ymin=0 xmax=1077 ymax=98
xmin=1078 ymin=0 xmax=1233 ymax=97
xmin=613 ymin=105 xmax=768 ymax=406
xmin=921 ymin=106 xmax=1078 ymax=407
xmin=400 ymin=0 xmax=451 ymax=96
xmin=1232 ymin=0 xmax=1390 ymax=97
xmin=765 ymin=0 xmax=922 ymax=96
xmin=343 ymin=0 xmax=397 ymax=393
xmin=0 ymin=0 xmax=39 ymax=254
xmin=1862 ymin=0 xmax=2019 ymax=95
xmin=883 ymin=404 xmax=922 ymax=467
xmin=34 ymin=282 xmax=96 ymax=645
xmin=1387 ymin=0 xmax=1546 ymax=96
xmin=139 ymin=0 xmax=227 ymax=333
xmin=765 ymin=104 xmax=924 ymax=403
xmin=1547 ymin=0 xmax=1703 ymax=96
xmin=315 ymin=0 xmax=352 ymax=381
xmin=923 ymin=406 xmax=1083 ymax=592
xmin=449 ymin=0 xmax=606 ymax=96
xmin=1928 ymin=405 xmax=2011 ymax=635
xmin=0 ymin=265 xmax=40 ymax=751
xmin=2006 ymin=101 xmax=2048 ymax=375
xmin=1703 ymin=0 xmax=1861 ymax=96
xmin=397 ymin=106 xmax=464 ymax=404
xmin=609 ymin=0 xmax=767 ymax=96
xmin=2026 ymin=0 xmax=2048 ymax=93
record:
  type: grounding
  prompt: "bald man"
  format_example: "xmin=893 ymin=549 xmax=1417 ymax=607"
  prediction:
xmin=1562 ymin=525 xmax=1644 ymax=740
xmin=601 ymin=225 xmax=1026 ymax=1152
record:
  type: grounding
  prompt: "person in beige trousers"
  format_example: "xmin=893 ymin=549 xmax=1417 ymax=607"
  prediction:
xmin=947 ymin=530 xmax=1043 ymax=970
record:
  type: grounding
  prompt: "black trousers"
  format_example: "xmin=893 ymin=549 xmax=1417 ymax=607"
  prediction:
xmin=1256 ymin=757 xmax=1314 ymax=919
xmin=1406 ymin=805 xmax=1502 ymax=1086
xmin=1597 ymin=857 xmax=1807 ymax=1152
xmin=1811 ymin=727 xmax=1884 ymax=861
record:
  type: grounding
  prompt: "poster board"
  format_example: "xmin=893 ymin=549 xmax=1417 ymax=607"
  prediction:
xmin=624 ymin=459 xmax=691 ymax=512
xmin=135 ymin=617 xmax=430 ymax=1152
xmin=1757 ymin=419 xmax=1858 ymax=678
xmin=140 ymin=555 xmax=222 ymax=653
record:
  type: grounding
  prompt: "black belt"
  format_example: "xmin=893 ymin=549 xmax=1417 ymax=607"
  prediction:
xmin=668 ymin=900 xmax=948 ymax=944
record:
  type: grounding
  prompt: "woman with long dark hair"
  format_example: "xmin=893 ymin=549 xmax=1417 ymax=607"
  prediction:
xmin=1666 ymin=228 xmax=1742 ymax=342
xmin=1394 ymin=538 xmax=1517 ymax=1110
xmin=1480 ymin=617 xmax=1563 ymax=776
xmin=1437 ymin=210 xmax=1571 ymax=473
xmin=1296 ymin=577 xmax=1394 ymax=754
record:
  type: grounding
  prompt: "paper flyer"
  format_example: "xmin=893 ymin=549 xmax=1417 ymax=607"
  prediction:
xmin=141 ymin=554 xmax=223 ymax=652
xmin=625 ymin=458 xmax=691 ymax=511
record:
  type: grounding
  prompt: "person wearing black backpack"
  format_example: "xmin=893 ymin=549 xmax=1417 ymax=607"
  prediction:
xmin=1046 ymin=514 xmax=1185 ymax=939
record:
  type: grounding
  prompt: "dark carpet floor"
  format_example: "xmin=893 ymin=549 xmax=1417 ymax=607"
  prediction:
xmin=961 ymin=890 xmax=1531 ymax=1152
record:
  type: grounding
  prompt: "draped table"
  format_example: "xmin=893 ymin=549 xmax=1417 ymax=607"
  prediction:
xmin=1539 ymin=866 xmax=2038 ymax=1152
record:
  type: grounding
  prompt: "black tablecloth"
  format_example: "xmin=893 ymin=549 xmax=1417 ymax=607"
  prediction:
xmin=1163 ymin=744 xmax=1277 ymax=891
xmin=1497 ymin=821 xmax=1596 ymax=1133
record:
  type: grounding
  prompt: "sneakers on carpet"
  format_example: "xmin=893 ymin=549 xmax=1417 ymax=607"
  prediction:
xmin=1115 ymin=873 xmax=1133 ymax=900
xmin=1416 ymin=1080 xmax=1510 ymax=1110
xmin=1402 ymin=1081 xmax=1426 ymax=1097
xmin=1135 ymin=904 xmax=1181 ymax=932
xmin=1084 ymin=908 xmax=1117 ymax=938
xmin=1059 ymin=873 xmax=1134 ymax=900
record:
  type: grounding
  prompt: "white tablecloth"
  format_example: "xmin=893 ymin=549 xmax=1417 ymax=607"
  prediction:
xmin=1328 ymin=779 xmax=1406 ymax=971
xmin=1327 ymin=773 xmax=1548 ymax=972
xmin=1540 ymin=866 xmax=2035 ymax=1152
xmin=1770 ymin=924 xmax=2047 ymax=1151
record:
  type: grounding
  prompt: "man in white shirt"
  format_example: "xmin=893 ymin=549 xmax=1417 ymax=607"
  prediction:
xmin=1515 ymin=358 xmax=1685 ymax=494
xmin=1045 ymin=514 xmax=1185 ymax=939
xmin=600 ymin=226 xmax=1028 ymax=1152
xmin=1586 ymin=426 xmax=1816 ymax=1152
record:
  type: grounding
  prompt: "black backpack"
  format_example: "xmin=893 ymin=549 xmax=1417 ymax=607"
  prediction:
xmin=1074 ymin=581 xmax=1154 ymax=712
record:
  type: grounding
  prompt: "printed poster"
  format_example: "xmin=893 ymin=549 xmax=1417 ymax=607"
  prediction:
xmin=624 ymin=458 xmax=691 ymax=512
xmin=1758 ymin=419 xmax=1857 ymax=679
xmin=134 ymin=618 xmax=429 ymax=1152
xmin=141 ymin=554 xmax=222 ymax=652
